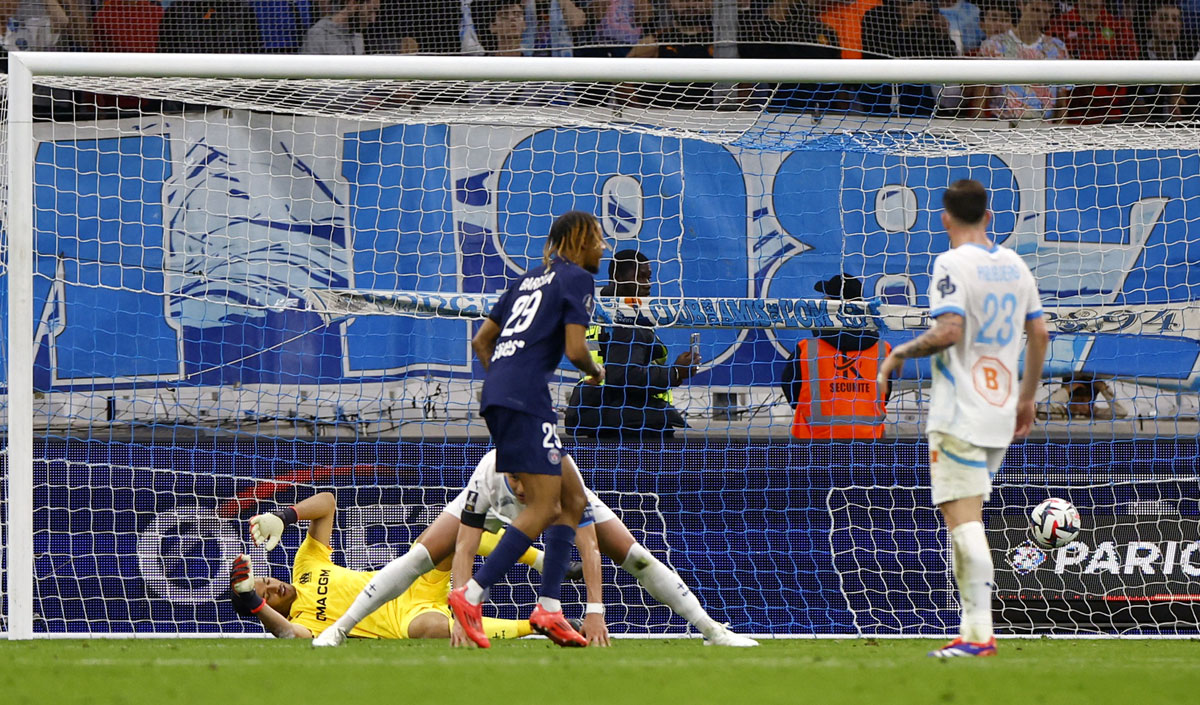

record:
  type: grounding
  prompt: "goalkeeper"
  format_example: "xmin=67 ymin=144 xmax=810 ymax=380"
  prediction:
xmin=228 ymin=491 xmax=539 ymax=640
xmin=312 ymin=451 xmax=758 ymax=647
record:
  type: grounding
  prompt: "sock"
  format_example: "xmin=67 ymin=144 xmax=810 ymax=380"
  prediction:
xmin=481 ymin=616 xmax=534 ymax=639
xmin=338 ymin=543 xmax=434 ymax=629
xmin=537 ymin=524 xmax=576 ymax=607
xmin=470 ymin=526 xmax=534 ymax=595
xmin=478 ymin=529 xmax=543 ymax=569
xmin=951 ymin=521 xmax=994 ymax=643
xmin=621 ymin=543 xmax=717 ymax=636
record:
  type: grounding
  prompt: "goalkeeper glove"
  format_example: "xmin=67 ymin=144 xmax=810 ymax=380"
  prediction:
xmin=249 ymin=506 xmax=298 ymax=551
xmin=229 ymin=553 xmax=265 ymax=617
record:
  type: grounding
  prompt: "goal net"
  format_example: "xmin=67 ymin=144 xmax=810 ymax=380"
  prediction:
xmin=4 ymin=54 xmax=1199 ymax=638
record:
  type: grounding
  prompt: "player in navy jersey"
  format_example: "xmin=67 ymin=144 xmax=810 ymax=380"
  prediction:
xmin=448 ymin=210 xmax=607 ymax=649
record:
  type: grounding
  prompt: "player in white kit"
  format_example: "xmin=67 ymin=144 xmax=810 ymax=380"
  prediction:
xmin=312 ymin=451 xmax=757 ymax=647
xmin=877 ymin=179 xmax=1049 ymax=658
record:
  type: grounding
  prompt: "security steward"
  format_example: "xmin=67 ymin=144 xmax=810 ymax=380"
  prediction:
xmin=781 ymin=274 xmax=891 ymax=439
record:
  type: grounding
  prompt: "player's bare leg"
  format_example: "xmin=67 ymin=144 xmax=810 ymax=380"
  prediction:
xmin=930 ymin=495 xmax=996 ymax=658
xmin=314 ymin=512 xmax=462 ymax=647
xmin=528 ymin=465 xmax=588 ymax=647
xmin=595 ymin=518 xmax=757 ymax=647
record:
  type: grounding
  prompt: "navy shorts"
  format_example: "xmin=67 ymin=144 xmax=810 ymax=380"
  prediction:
xmin=482 ymin=407 xmax=564 ymax=476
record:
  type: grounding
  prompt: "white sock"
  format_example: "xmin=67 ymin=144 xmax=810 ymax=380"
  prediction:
xmin=951 ymin=521 xmax=994 ymax=643
xmin=532 ymin=552 xmax=545 ymax=573
xmin=464 ymin=579 xmax=485 ymax=605
xmin=621 ymin=543 xmax=718 ymax=636
xmin=537 ymin=596 xmax=562 ymax=612
xmin=337 ymin=543 xmax=434 ymax=628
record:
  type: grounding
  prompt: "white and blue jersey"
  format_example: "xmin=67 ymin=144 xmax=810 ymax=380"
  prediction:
xmin=480 ymin=257 xmax=595 ymax=423
xmin=445 ymin=450 xmax=615 ymax=531
xmin=926 ymin=243 xmax=1043 ymax=449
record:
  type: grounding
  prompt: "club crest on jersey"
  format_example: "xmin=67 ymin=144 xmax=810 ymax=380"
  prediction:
xmin=547 ymin=448 xmax=562 ymax=465
xmin=937 ymin=275 xmax=956 ymax=297
xmin=298 ymin=572 xmax=312 ymax=585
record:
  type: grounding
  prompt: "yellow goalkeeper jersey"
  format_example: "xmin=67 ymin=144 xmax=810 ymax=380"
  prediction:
xmin=288 ymin=536 xmax=451 ymax=639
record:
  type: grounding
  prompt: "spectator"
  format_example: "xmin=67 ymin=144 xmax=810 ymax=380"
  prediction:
xmin=739 ymin=0 xmax=843 ymax=114
xmin=575 ymin=0 xmax=654 ymax=56
xmin=3 ymin=0 xmax=89 ymax=52
xmin=938 ymin=0 xmax=984 ymax=53
xmin=523 ymin=0 xmax=586 ymax=55
xmin=159 ymin=0 xmax=263 ymax=52
xmin=303 ymin=0 xmax=379 ymax=53
xmin=565 ymin=249 xmax=700 ymax=440
xmin=971 ymin=0 xmax=1069 ymax=120
xmin=475 ymin=0 xmax=525 ymax=53
xmin=1047 ymin=0 xmax=1138 ymax=122
xmin=1040 ymin=375 xmax=1129 ymax=420
xmin=821 ymin=0 xmax=883 ymax=58
xmin=374 ymin=0 xmax=450 ymax=54
xmin=1132 ymin=0 xmax=1187 ymax=119
xmin=781 ymin=274 xmax=891 ymax=440
xmin=93 ymin=0 xmax=163 ymax=52
xmin=252 ymin=0 xmax=313 ymax=53
xmin=861 ymin=0 xmax=957 ymax=116
xmin=971 ymin=0 xmax=1014 ymax=51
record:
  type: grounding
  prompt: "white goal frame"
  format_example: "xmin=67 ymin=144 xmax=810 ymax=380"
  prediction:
xmin=6 ymin=53 xmax=1200 ymax=639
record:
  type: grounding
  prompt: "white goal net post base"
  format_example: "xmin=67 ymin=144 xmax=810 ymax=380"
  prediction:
xmin=7 ymin=54 xmax=1200 ymax=640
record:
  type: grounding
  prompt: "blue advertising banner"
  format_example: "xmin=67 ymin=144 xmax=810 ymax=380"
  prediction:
xmin=10 ymin=112 xmax=1200 ymax=400
xmin=27 ymin=437 xmax=1200 ymax=636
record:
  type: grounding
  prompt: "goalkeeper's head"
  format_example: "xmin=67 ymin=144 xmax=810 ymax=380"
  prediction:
xmin=253 ymin=576 xmax=299 ymax=617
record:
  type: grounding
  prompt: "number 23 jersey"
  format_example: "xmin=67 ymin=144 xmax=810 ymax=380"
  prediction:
xmin=926 ymin=243 xmax=1043 ymax=448
xmin=481 ymin=257 xmax=595 ymax=423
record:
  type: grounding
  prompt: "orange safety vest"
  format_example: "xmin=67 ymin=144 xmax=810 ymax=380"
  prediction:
xmin=791 ymin=338 xmax=890 ymax=440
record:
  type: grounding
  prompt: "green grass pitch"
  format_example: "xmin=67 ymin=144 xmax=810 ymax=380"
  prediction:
xmin=1 ymin=638 xmax=1196 ymax=705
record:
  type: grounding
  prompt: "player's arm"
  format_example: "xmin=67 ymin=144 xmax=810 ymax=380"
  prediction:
xmin=877 ymin=313 xmax=964 ymax=393
xmin=249 ymin=491 xmax=337 ymax=551
xmin=1014 ymin=314 xmax=1050 ymax=438
xmin=576 ymin=522 xmax=611 ymax=646
xmin=472 ymin=319 xmax=501 ymax=372
xmin=566 ymin=323 xmax=604 ymax=384
xmin=228 ymin=553 xmax=311 ymax=639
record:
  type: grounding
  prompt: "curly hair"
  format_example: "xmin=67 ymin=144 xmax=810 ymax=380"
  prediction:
xmin=544 ymin=210 xmax=601 ymax=269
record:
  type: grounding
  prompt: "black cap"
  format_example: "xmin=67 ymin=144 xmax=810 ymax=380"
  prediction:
xmin=814 ymin=274 xmax=865 ymax=301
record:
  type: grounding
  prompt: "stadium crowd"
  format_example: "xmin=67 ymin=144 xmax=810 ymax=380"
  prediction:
xmin=3 ymin=0 xmax=1197 ymax=118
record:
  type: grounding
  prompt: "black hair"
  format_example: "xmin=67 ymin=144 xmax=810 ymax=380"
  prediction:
xmin=943 ymin=179 xmax=988 ymax=225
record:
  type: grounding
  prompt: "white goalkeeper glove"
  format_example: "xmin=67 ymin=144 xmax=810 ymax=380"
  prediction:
xmin=250 ymin=513 xmax=285 ymax=550
xmin=250 ymin=506 xmax=297 ymax=551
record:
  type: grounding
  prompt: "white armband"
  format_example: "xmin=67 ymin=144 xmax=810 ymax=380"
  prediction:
xmin=584 ymin=602 xmax=605 ymax=616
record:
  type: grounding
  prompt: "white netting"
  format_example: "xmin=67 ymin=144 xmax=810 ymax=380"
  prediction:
xmin=5 ymin=57 xmax=1200 ymax=637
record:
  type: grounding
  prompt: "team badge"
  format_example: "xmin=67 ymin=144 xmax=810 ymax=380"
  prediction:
xmin=298 ymin=572 xmax=312 ymax=585
xmin=547 ymin=448 xmax=562 ymax=465
xmin=1006 ymin=540 xmax=1047 ymax=575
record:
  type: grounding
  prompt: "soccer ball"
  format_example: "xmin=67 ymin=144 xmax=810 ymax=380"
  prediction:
xmin=1029 ymin=498 xmax=1081 ymax=550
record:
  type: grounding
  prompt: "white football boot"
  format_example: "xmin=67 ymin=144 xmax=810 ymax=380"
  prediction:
xmin=312 ymin=624 xmax=348 ymax=647
xmin=702 ymin=624 xmax=759 ymax=647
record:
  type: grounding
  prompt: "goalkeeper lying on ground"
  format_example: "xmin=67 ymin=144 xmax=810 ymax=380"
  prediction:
xmin=310 ymin=451 xmax=758 ymax=647
xmin=228 ymin=491 xmax=547 ymax=640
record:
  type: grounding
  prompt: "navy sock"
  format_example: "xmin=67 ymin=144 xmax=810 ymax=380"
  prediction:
xmin=472 ymin=526 xmax=534 ymax=590
xmin=538 ymin=524 xmax=576 ymax=602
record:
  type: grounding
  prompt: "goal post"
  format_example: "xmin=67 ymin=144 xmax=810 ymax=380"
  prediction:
xmin=5 ymin=53 xmax=1200 ymax=639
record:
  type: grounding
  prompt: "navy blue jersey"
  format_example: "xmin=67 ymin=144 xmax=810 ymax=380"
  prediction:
xmin=480 ymin=257 xmax=595 ymax=422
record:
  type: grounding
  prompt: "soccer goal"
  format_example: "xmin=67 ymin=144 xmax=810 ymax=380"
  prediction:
xmin=4 ymin=53 xmax=1199 ymax=639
